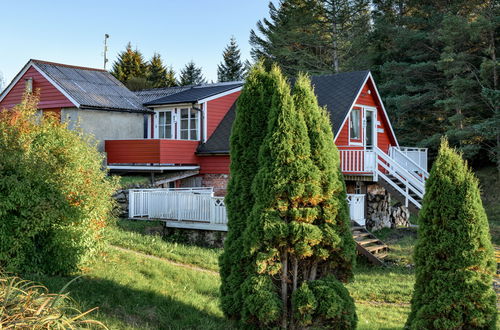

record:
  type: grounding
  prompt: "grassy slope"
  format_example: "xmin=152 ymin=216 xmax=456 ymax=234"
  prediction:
xmin=25 ymin=220 xmax=417 ymax=329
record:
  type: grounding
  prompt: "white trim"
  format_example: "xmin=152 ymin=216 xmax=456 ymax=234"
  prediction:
xmin=107 ymin=165 xmax=200 ymax=171
xmin=334 ymin=73 xmax=370 ymax=143
xmin=203 ymin=102 xmax=208 ymax=142
xmin=363 ymin=106 xmax=377 ymax=148
xmin=197 ymin=86 xmax=242 ymax=103
xmin=31 ymin=63 xmax=81 ymax=107
xmin=366 ymin=72 xmax=399 ymax=147
xmin=0 ymin=61 xmax=33 ymax=103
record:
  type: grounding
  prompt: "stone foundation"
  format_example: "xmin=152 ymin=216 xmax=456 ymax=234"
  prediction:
xmin=366 ymin=187 xmax=410 ymax=231
xmin=200 ymin=173 xmax=229 ymax=196
xmin=113 ymin=189 xmax=130 ymax=218
xmin=163 ymin=227 xmax=226 ymax=248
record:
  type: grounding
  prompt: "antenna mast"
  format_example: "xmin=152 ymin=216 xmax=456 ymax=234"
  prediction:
xmin=103 ymin=34 xmax=110 ymax=70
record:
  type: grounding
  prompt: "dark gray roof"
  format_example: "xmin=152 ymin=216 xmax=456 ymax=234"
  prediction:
xmin=135 ymin=86 xmax=192 ymax=103
xmin=197 ymin=70 xmax=370 ymax=154
xmin=32 ymin=60 xmax=148 ymax=112
xmin=197 ymin=102 xmax=236 ymax=154
xmin=144 ymin=82 xmax=243 ymax=106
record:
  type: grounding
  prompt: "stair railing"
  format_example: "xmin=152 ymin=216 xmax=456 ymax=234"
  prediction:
xmin=374 ymin=147 xmax=425 ymax=209
xmin=389 ymin=147 xmax=429 ymax=184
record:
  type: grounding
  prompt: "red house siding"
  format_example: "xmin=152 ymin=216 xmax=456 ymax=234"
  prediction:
xmin=206 ymin=91 xmax=240 ymax=137
xmin=335 ymin=78 xmax=396 ymax=152
xmin=0 ymin=66 xmax=75 ymax=110
xmin=105 ymin=139 xmax=199 ymax=164
xmin=198 ymin=155 xmax=231 ymax=174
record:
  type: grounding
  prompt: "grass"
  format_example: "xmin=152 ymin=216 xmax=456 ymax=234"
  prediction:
xmin=116 ymin=175 xmax=150 ymax=189
xmin=107 ymin=219 xmax=222 ymax=272
xmin=24 ymin=219 xmax=497 ymax=329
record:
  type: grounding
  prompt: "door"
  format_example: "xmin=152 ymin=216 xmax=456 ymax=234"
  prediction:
xmin=364 ymin=108 xmax=376 ymax=149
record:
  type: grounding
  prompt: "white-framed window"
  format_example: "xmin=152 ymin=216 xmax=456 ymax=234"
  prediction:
xmin=158 ymin=110 xmax=174 ymax=139
xmin=349 ymin=108 xmax=361 ymax=140
xmin=155 ymin=107 xmax=200 ymax=141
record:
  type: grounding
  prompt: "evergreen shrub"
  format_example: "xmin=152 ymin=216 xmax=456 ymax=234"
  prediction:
xmin=406 ymin=139 xmax=497 ymax=329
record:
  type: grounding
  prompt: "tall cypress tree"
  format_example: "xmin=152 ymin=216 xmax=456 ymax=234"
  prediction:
xmin=111 ymin=42 xmax=148 ymax=84
xmin=179 ymin=61 xmax=206 ymax=86
xmin=239 ymin=67 xmax=356 ymax=328
xmin=217 ymin=37 xmax=245 ymax=82
xmin=219 ymin=62 xmax=275 ymax=319
xmin=147 ymin=53 xmax=177 ymax=88
xmin=406 ymin=139 xmax=497 ymax=329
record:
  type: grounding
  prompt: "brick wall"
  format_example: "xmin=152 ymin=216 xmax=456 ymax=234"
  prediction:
xmin=200 ymin=174 xmax=229 ymax=196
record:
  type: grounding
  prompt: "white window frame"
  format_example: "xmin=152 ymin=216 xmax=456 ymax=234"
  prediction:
xmin=154 ymin=106 xmax=201 ymax=141
xmin=157 ymin=109 xmax=175 ymax=139
xmin=348 ymin=107 xmax=363 ymax=146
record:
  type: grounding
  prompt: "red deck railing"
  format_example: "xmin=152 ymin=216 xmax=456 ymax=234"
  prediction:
xmin=105 ymin=139 xmax=200 ymax=165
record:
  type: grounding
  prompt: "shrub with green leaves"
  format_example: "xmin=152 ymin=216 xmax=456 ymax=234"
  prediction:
xmin=236 ymin=67 xmax=356 ymax=328
xmin=219 ymin=62 xmax=275 ymax=318
xmin=0 ymin=94 xmax=117 ymax=275
xmin=406 ymin=139 xmax=497 ymax=329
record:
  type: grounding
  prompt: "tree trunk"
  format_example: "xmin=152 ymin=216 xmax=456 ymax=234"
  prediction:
xmin=331 ymin=0 xmax=340 ymax=73
xmin=309 ymin=260 xmax=318 ymax=281
xmin=281 ymin=249 xmax=289 ymax=329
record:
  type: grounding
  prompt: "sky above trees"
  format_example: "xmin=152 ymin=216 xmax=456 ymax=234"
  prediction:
xmin=0 ymin=0 xmax=270 ymax=85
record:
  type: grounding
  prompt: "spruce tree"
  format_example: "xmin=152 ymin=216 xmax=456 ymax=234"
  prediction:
xmin=219 ymin=62 xmax=275 ymax=319
xmin=406 ymin=139 xmax=497 ymax=329
xmin=239 ymin=67 xmax=356 ymax=328
xmin=179 ymin=61 xmax=206 ymax=86
xmin=217 ymin=37 xmax=245 ymax=82
xmin=111 ymin=42 xmax=148 ymax=84
xmin=147 ymin=53 xmax=177 ymax=88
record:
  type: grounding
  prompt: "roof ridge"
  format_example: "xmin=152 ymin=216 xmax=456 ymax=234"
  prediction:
xmin=31 ymin=59 xmax=107 ymax=72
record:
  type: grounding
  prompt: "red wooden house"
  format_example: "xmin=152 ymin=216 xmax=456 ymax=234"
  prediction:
xmin=1 ymin=61 xmax=428 ymax=228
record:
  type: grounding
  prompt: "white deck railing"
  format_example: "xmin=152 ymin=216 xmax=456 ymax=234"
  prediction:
xmin=339 ymin=149 xmax=376 ymax=173
xmin=129 ymin=188 xmax=227 ymax=230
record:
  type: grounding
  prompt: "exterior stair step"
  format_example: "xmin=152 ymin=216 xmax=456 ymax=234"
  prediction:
xmin=351 ymin=225 xmax=389 ymax=266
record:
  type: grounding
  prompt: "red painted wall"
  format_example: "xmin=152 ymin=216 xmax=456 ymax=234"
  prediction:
xmin=206 ymin=91 xmax=240 ymax=137
xmin=105 ymin=139 xmax=199 ymax=164
xmin=334 ymin=78 xmax=396 ymax=152
xmin=0 ymin=66 xmax=75 ymax=110
xmin=198 ymin=155 xmax=231 ymax=174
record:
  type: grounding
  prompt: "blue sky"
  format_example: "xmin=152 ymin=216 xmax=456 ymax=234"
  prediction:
xmin=0 ymin=0 xmax=271 ymax=87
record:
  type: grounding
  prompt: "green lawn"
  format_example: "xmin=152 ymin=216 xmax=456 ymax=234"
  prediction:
xmin=24 ymin=220 xmax=419 ymax=329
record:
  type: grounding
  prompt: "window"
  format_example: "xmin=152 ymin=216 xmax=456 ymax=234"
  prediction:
xmin=25 ymin=78 xmax=33 ymax=94
xmin=158 ymin=111 xmax=173 ymax=139
xmin=179 ymin=108 xmax=199 ymax=140
xmin=350 ymin=108 xmax=361 ymax=140
xmin=156 ymin=107 xmax=200 ymax=141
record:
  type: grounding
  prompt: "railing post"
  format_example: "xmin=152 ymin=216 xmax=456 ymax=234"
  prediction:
xmin=405 ymin=185 xmax=409 ymax=207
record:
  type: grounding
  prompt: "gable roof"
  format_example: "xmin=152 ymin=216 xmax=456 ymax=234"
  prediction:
xmin=144 ymin=82 xmax=243 ymax=106
xmin=135 ymin=86 xmax=192 ymax=103
xmin=0 ymin=60 xmax=149 ymax=113
xmin=197 ymin=70 xmax=372 ymax=155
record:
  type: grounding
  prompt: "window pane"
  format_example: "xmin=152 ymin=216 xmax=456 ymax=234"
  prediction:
xmin=350 ymin=109 xmax=360 ymax=140
xmin=159 ymin=127 xmax=165 ymax=138
xmin=190 ymin=129 xmax=198 ymax=140
xmin=180 ymin=130 xmax=189 ymax=140
xmin=180 ymin=108 xmax=189 ymax=130
xmin=159 ymin=112 xmax=165 ymax=126
xmin=165 ymin=111 xmax=171 ymax=124
xmin=165 ymin=125 xmax=171 ymax=139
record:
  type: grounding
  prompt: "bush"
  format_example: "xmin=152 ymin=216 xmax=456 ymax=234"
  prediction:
xmin=406 ymin=139 xmax=497 ymax=329
xmin=0 ymin=273 xmax=105 ymax=328
xmin=0 ymin=94 xmax=117 ymax=275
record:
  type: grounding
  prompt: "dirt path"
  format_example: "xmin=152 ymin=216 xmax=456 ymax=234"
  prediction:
xmin=110 ymin=245 xmax=219 ymax=276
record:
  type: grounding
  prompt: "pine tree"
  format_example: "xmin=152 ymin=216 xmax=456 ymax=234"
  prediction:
xmin=111 ymin=42 xmax=148 ymax=85
xmin=147 ymin=53 xmax=177 ymax=88
xmin=179 ymin=61 xmax=206 ymax=86
xmin=406 ymin=139 xmax=497 ymax=329
xmin=217 ymin=37 xmax=245 ymax=82
xmin=219 ymin=62 xmax=275 ymax=319
xmin=239 ymin=67 xmax=356 ymax=328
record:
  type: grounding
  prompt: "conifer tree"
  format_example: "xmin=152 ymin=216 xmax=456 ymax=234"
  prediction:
xmin=111 ymin=42 xmax=148 ymax=85
xmin=217 ymin=37 xmax=245 ymax=82
xmin=239 ymin=67 xmax=356 ymax=328
xmin=219 ymin=62 xmax=275 ymax=319
xmin=406 ymin=139 xmax=497 ymax=329
xmin=147 ymin=53 xmax=177 ymax=88
xmin=179 ymin=61 xmax=206 ymax=86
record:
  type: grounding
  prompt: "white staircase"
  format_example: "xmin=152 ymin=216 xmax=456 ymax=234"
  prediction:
xmin=374 ymin=147 xmax=429 ymax=212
